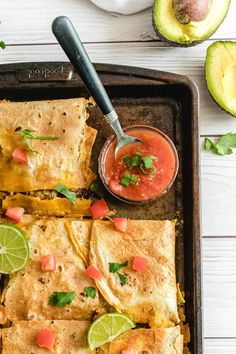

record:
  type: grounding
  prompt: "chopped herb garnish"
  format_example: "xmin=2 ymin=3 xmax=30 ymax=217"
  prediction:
xmin=122 ymin=152 xmax=142 ymax=168
xmin=129 ymin=174 xmax=138 ymax=185
xmin=204 ymin=134 xmax=236 ymax=156
xmin=122 ymin=151 xmax=156 ymax=175
xmin=90 ymin=181 xmax=99 ymax=193
xmin=49 ymin=291 xmax=76 ymax=308
xmin=84 ymin=287 xmax=96 ymax=299
xmin=20 ymin=129 xmax=60 ymax=151
xmin=109 ymin=261 xmax=128 ymax=286
xmin=122 ymin=155 xmax=131 ymax=167
xmin=120 ymin=173 xmax=138 ymax=187
xmin=55 ymin=185 xmax=77 ymax=205
xmin=109 ymin=261 xmax=128 ymax=273
xmin=0 ymin=41 xmax=6 ymax=49
xmin=90 ymin=180 xmax=104 ymax=197
xmin=142 ymin=156 xmax=154 ymax=169
xmin=118 ymin=272 xmax=127 ymax=286
xmin=120 ymin=176 xmax=130 ymax=187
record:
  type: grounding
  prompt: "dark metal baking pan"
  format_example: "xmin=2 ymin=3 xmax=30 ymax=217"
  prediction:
xmin=0 ymin=62 xmax=201 ymax=354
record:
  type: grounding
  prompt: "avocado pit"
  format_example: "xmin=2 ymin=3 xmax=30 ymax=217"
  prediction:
xmin=153 ymin=0 xmax=231 ymax=46
xmin=173 ymin=0 xmax=211 ymax=24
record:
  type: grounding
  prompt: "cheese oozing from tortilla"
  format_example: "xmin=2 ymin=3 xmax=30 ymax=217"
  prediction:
xmin=1 ymin=216 xmax=101 ymax=321
xmin=2 ymin=193 xmax=92 ymax=217
xmin=0 ymin=98 xmax=97 ymax=192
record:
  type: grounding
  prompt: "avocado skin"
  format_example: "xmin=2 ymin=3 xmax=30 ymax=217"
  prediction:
xmin=152 ymin=11 xmax=200 ymax=47
xmin=205 ymin=41 xmax=236 ymax=118
xmin=207 ymin=88 xmax=236 ymax=118
xmin=152 ymin=1 xmax=231 ymax=47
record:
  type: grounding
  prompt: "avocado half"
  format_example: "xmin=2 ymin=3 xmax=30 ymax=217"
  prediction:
xmin=153 ymin=0 xmax=231 ymax=46
xmin=206 ymin=41 xmax=236 ymax=117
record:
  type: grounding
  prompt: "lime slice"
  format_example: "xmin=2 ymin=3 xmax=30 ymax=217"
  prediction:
xmin=0 ymin=223 xmax=29 ymax=274
xmin=87 ymin=313 xmax=135 ymax=350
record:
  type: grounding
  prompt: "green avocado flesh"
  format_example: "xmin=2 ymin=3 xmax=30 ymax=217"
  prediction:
xmin=153 ymin=0 xmax=231 ymax=46
xmin=206 ymin=41 xmax=236 ymax=117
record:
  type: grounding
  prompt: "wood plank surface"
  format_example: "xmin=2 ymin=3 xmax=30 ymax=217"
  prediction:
xmin=203 ymin=238 xmax=236 ymax=337
xmin=2 ymin=0 xmax=236 ymax=349
xmin=1 ymin=42 xmax=236 ymax=136
xmin=204 ymin=339 xmax=236 ymax=354
xmin=1 ymin=46 xmax=236 ymax=236
xmin=1 ymin=0 xmax=235 ymax=44
xmin=202 ymin=146 xmax=236 ymax=237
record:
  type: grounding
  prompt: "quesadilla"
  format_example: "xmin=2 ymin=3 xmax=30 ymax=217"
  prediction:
xmin=1 ymin=216 xmax=100 ymax=321
xmin=99 ymin=326 xmax=183 ymax=354
xmin=89 ymin=220 xmax=179 ymax=327
xmin=0 ymin=98 xmax=97 ymax=192
xmin=1 ymin=320 xmax=93 ymax=353
xmin=2 ymin=194 xmax=91 ymax=217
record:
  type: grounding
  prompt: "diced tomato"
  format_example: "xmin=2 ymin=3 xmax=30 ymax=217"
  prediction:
xmin=133 ymin=256 xmax=148 ymax=273
xmin=36 ymin=329 xmax=56 ymax=349
xmin=85 ymin=265 xmax=102 ymax=280
xmin=12 ymin=148 xmax=28 ymax=163
xmin=41 ymin=255 xmax=56 ymax=272
xmin=122 ymin=349 xmax=138 ymax=354
xmin=5 ymin=207 xmax=25 ymax=222
xmin=113 ymin=218 xmax=128 ymax=232
xmin=90 ymin=199 xmax=109 ymax=220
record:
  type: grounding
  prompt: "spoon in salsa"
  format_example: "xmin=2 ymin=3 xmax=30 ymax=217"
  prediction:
xmin=52 ymin=16 xmax=142 ymax=155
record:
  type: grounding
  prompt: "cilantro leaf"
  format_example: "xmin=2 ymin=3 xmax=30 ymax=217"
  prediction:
xmin=90 ymin=181 xmax=103 ymax=197
xmin=55 ymin=185 xmax=77 ymax=205
xmin=20 ymin=129 xmax=37 ymax=151
xmin=0 ymin=41 xmax=6 ymax=49
xmin=20 ymin=128 xmax=59 ymax=151
xmin=218 ymin=133 xmax=236 ymax=148
xmin=84 ymin=287 xmax=96 ymax=299
xmin=49 ymin=291 xmax=76 ymax=308
xmin=204 ymin=137 xmax=216 ymax=151
xmin=118 ymin=272 xmax=127 ymax=286
xmin=204 ymin=134 xmax=236 ymax=156
xmin=90 ymin=181 xmax=99 ymax=193
xmin=109 ymin=261 xmax=128 ymax=273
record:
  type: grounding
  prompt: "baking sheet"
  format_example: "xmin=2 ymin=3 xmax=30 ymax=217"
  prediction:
xmin=0 ymin=62 xmax=201 ymax=353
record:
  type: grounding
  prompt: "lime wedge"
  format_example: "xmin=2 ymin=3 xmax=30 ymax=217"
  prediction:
xmin=0 ymin=223 xmax=29 ymax=274
xmin=87 ymin=313 xmax=135 ymax=350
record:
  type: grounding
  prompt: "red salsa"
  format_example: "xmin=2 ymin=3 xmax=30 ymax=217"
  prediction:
xmin=104 ymin=127 xmax=178 ymax=202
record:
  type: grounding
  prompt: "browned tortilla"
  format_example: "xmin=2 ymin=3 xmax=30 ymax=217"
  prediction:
xmin=100 ymin=327 xmax=183 ymax=353
xmin=2 ymin=193 xmax=92 ymax=217
xmin=0 ymin=98 xmax=97 ymax=191
xmin=1 ymin=216 xmax=101 ymax=321
xmin=89 ymin=220 xmax=179 ymax=328
xmin=1 ymin=320 xmax=93 ymax=353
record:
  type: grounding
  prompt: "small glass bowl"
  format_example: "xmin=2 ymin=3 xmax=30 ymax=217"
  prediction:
xmin=98 ymin=125 xmax=179 ymax=205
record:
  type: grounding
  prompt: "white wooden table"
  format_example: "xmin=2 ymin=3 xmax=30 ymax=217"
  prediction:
xmin=1 ymin=1 xmax=236 ymax=352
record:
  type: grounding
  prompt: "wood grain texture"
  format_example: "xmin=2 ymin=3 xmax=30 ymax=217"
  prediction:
xmin=1 ymin=0 xmax=235 ymax=44
xmin=205 ymin=339 xmax=236 ymax=354
xmin=201 ymin=142 xmax=236 ymax=237
xmin=203 ymin=238 xmax=236 ymax=337
xmin=1 ymin=0 xmax=156 ymax=44
xmin=1 ymin=0 xmax=236 ymax=348
xmin=0 ymin=48 xmax=236 ymax=236
xmin=1 ymin=42 xmax=236 ymax=135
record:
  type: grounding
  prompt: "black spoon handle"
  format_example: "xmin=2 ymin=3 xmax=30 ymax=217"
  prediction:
xmin=52 ymin=16 xmax=114 ymax=115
